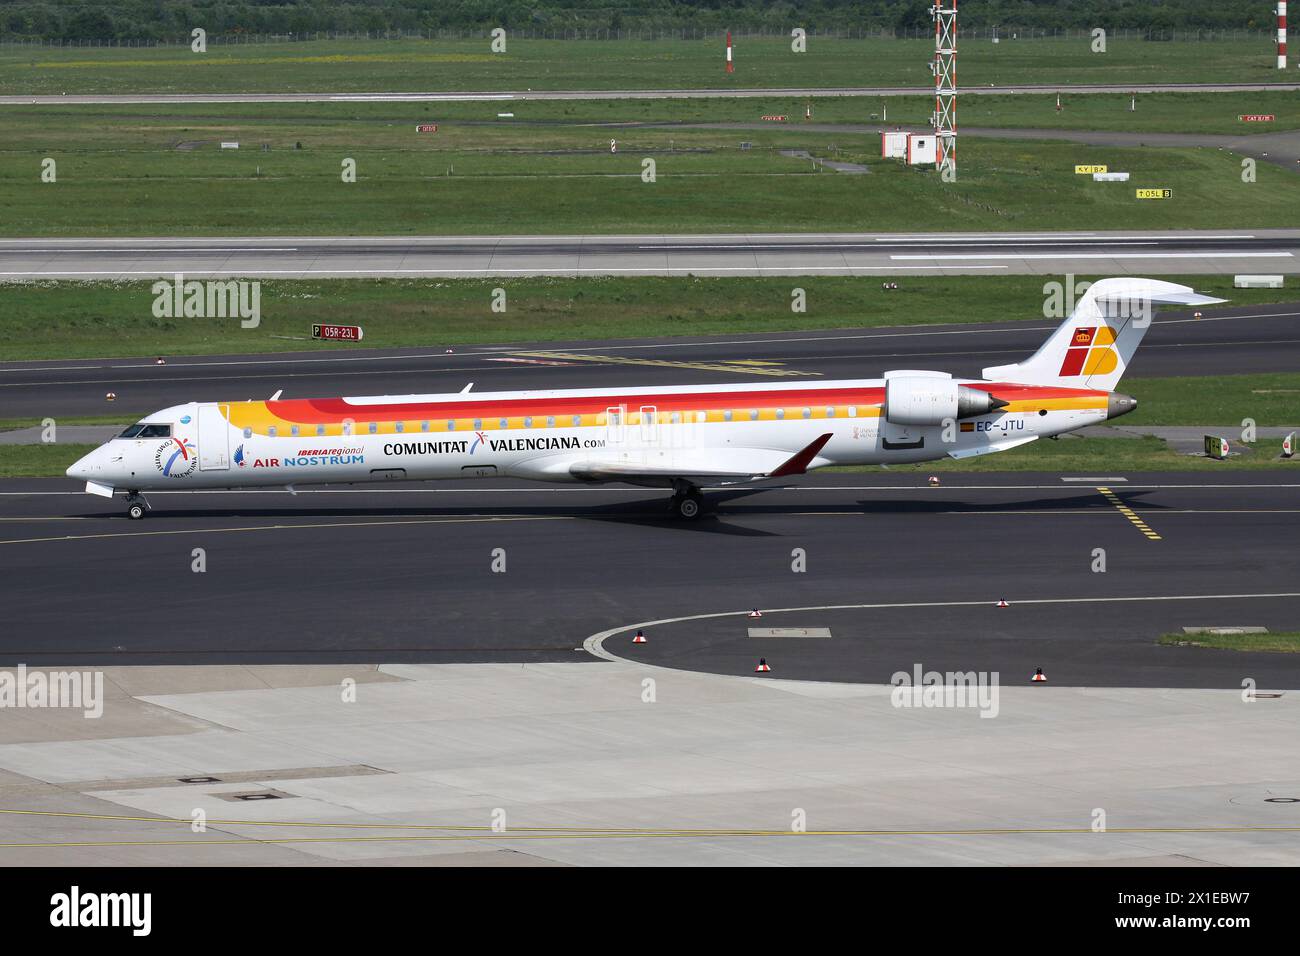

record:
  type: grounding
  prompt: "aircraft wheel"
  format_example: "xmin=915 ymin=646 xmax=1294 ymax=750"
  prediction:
xmin=674 ymin=492 xmax=703 ymax=520
xmin=127 ymin=503 xmax=146 ymax=520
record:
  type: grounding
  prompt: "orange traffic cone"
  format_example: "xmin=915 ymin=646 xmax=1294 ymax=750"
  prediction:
xmin=755 ymin=658 xmax=771 ymax=673
xmin=748 ymin=608 xmax=763 ymax=618
xmin=155 ymin=356 xmax=166 ymax=365
xmin=996 ymin=599 xmax=1009 ymax=608
xmin=631 ymin=630 xmax=647 ymax=644
xmin=1032 ymin=668 xmax=1047 ymax=682
xmin=105 ymin=392 xmax=117 ymax=401
xmin=928 ymin=475 xmax=941 ymax=486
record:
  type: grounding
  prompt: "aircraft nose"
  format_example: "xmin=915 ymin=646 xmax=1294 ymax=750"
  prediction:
xmin=66 ymin=450 xmax=96 ymax=480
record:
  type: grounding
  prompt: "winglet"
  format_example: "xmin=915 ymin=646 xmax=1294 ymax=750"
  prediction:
xmin=768 ymin=433 xmax=833 ymax=478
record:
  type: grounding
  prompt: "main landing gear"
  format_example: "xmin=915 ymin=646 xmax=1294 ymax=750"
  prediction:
xmin=669 ymin=484 xmax=705 ymax=520
xmin=125 ymin=490 xmax=149 ymax=520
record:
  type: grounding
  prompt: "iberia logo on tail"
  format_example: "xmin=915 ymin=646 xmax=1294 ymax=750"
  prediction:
xmin=1058 ymin=326 xmax=1118 ymax=376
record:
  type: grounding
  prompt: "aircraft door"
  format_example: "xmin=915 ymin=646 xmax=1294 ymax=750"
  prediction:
xmin=198 ymin=403 xmax=231 ymax=470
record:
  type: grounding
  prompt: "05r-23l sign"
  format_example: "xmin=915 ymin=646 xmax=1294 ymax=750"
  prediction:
xmin=312 ymin=324 xmax=364 ymax=341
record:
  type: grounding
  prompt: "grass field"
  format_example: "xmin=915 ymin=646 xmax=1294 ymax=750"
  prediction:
xmin=1 ymin=120 xmax=1294 ymax=236
xmin=1123 ymin=373 xmax=1300 ymax=428
xmin=0 ymin=37 xmax=1291 ymax=95
xmin=0 ymin=274 xmax=1290 ymax=362
xmin=1160 ymin=631 xmax=1300 ymax=652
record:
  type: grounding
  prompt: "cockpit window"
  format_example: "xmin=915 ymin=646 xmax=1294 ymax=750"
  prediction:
xmin=137 ymin=424 xmax=172 ymax=438
xmin=117 ymin=424 xmax=145 ymax=439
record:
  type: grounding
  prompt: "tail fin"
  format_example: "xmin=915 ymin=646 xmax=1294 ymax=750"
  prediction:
xmin=982 ymin=277 xmax=1226 ymax=391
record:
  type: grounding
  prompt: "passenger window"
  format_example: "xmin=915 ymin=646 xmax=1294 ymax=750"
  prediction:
xmin=137 ymin=423 xmax=171 ymax=438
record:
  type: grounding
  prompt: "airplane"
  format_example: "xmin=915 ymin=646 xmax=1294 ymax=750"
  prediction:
xmin=66 ymin=278 xmax=1223 ymax=521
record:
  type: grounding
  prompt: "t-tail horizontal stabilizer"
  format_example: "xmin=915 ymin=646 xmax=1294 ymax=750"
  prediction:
xmin=982 ymin=277 xmax=1227 ymax=391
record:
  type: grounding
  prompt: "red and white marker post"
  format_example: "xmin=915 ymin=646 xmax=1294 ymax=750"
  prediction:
xmin=1280 ymin=2 xmax=1289 ymax=70
xmin=725 ymin=30 xmax=734 ymax=73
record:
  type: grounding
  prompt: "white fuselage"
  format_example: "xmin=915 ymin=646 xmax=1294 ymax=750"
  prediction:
xmin=68 ymin=376 xmax=1113 ymax=493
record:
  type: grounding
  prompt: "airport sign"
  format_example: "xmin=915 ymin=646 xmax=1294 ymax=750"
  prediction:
xmin=1136 ymin=188 xmax=1173 ymax=199
xmin=1238 ymin=114 xmax=1275 ymax=122
xmin=415 ymin=124 xmax=439 ymax=133
xmin=312 ymin=323 xmax=364 ymax=341
xmin=1075 ymin=164 xmax=1108 ymax=174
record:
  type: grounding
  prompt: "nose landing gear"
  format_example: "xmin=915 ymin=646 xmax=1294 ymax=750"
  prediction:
xmin=124 ymin=491 xmax=150 ymax=520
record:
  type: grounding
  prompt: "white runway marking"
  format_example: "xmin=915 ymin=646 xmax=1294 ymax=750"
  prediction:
xmin=585 ymin=592 xmax=1300 ymax=668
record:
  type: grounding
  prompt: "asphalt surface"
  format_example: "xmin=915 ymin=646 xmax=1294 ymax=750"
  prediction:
xmin=2 ymin=300 xmax=1297 ymax=419
xmin=3 ymin=230 xmax=1297 ymax=280
xmin=1 ymin=472 xmax=1297 ymax=688
xmin=3 ymin=82 xmax=1297 ymax=105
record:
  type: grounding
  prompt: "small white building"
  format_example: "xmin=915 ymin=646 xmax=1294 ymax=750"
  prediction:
xmin=906 ymin=134 xmax=936 ymax=166
xmin=880 ymin=131 xmax=907 ymax=159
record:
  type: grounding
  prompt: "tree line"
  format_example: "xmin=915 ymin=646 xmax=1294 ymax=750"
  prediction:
xmin=0 ymin=1 xmax=1282 ymax=42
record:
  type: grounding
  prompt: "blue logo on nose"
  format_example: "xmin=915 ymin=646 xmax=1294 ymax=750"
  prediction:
xmin=180 ymin=415 xmax=192 ymax=424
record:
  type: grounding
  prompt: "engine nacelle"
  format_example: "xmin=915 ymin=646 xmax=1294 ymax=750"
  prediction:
xmin=884 ymin=376 xmax=1006 ymax=426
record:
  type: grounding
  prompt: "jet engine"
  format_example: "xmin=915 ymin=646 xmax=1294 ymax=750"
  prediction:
xmin=883 ymin=375 xmax=1007 ymax=426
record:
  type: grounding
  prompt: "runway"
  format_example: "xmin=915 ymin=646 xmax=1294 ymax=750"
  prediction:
xmin=2 ymin=82 xmax=1297 ymax=105
xmin=2 ymin=230 xmax=1297 ymax=280
xmin=2 ymin=301 xmax=1297 ymax=419
xmin=2 ymin=472 xmax=1297 ymax=688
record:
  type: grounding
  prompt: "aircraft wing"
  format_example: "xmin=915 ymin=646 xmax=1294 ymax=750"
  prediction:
xmin=568 ymin=433 xmax=833 ymax=486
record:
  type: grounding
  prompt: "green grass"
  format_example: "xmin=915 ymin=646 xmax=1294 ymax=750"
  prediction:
xmin=0 ymin=415 xmax=137 ymax=432
xmin=2 ymin=127 xmax=1296 ymax=236
xmin=0 ymin=37 xmax=1291 ymax=95
xmin=0 ymin=274 xmax=1290 ymax=362
xmin=0 ymin=443 xmax=96 ymax=477
xmin=1160 ymin=631 xmax=1300 ymax=653
xmin=1124 ymin=373 xmax=1300 ymax=427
